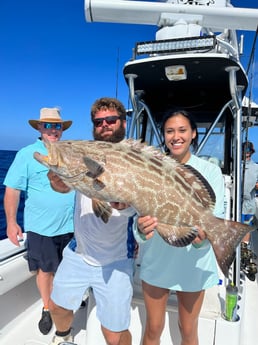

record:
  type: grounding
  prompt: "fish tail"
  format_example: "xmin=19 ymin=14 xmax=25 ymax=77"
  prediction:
xmin=209 ymin=219 xmax=254 ymax=277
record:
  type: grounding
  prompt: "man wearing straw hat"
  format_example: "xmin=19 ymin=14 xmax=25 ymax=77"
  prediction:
xmin=3 ymin=107 xmax=75 ymax=335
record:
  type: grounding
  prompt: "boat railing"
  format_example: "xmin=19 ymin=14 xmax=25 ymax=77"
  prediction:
xmin=0 ymin=237 xmax=33 ymax=296
xmin=0 ymin=236 xmax=27 ymax=262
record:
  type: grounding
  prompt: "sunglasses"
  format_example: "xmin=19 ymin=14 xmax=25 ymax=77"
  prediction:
xmin=42 ymin=123 xmax=62 ymax=130
xmin=93 ymin=116 xmax=121 ymax=128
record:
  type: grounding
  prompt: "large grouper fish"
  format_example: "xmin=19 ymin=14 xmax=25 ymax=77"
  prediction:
xmin=34 ymin=139 xmax=253 ymax=277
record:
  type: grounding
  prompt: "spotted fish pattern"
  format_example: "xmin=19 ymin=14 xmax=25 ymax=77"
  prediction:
xmin=34 ymin=139 xmax=253 ymax=277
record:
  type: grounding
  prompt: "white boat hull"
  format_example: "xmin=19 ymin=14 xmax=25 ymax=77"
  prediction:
xmin=1 ymin=235 xmax=258 ymax=344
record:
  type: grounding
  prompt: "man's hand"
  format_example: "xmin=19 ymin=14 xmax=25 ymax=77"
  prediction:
xmin=47 ymin=171 xmax=71 ymax=193
xmin=110 ymin=202 xmax=130 ymax=210
xmin=6 ymin=223 xmax=24 ymax=246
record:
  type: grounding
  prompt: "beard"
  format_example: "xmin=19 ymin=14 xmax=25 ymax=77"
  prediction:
xmin=93 ymin=123 xmax=125 ymax=143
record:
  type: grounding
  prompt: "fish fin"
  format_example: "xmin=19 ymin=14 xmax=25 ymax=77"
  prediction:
xmin=176 ymin=164 xmax=216 ymax=211
xmin=157 ymin=224 xmax=198 ymax=247
xmin=207 ymin=218 xmax=255 ymax=277
xmin=92 ymin=198 xmax=112 ymax=223
xmin=93 ymin=179 xmax=106 ymax=191
xmin=84 ymin=157 xmax=105 ymax=178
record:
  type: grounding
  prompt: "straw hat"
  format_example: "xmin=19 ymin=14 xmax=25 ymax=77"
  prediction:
xmin=28 ymin=107 xmax=72 ymax=131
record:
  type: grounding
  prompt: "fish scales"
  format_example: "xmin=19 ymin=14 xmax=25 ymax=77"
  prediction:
xmin=34 ymin=138 xmax=254 ymax=277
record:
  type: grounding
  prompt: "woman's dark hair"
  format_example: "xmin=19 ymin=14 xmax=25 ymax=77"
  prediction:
xmin=161 ymin=109 xmax=199 ymax=154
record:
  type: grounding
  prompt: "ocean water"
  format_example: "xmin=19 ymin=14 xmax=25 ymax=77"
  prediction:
xmin=0 ymin=150 xmax=25 ymax=240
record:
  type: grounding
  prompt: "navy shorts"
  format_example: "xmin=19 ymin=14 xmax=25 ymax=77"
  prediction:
xmin=26 ymin=231 xmax=74 ymax=273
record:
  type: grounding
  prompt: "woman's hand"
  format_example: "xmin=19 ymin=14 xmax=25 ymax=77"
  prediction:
xmin=137 ymin=215 xmax=157 ymax=240
xmin=192 ymin=226 xmax=207 ymax=246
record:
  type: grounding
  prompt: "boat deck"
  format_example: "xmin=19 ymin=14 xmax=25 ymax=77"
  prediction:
xmin=0 ymin=229 xmax=257 ymax=345
xmin=1 ymin=193 xmax=257 ymax=345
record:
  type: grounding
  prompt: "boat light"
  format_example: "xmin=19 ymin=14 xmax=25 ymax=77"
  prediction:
xmin=136 ymin=35 xmax=215 ymax=55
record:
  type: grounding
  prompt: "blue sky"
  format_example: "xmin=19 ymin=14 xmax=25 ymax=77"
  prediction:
xmin=1 ymin=0 xmax=258 ymax=158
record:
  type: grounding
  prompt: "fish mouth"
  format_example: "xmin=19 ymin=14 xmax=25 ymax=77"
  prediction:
xmin=34 ymin=151 xmax=88 ymax=181
xmin=34 ymin=152 xmax=50 ymax=165
xmin=33 ymin=151 xmax=60 ymax=171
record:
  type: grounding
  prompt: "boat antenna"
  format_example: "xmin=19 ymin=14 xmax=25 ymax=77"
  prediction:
xmin=243 ymin=25 xmax=258 ymax=139
xmin=246 ymin=25 xmax=258 ymax=75
xmin=115 ymin=47 xmax=120 ymax=98
xmin=241 ymin=26 xmax=258 ymax=207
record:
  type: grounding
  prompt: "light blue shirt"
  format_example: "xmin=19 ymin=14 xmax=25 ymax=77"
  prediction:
xmin=134 ymin=154 xmax=225 ymax=292
xmin=242 ymin=159 xmax=258 ymax=215
xmin=4 ymin=139 xmax=75 ymax=236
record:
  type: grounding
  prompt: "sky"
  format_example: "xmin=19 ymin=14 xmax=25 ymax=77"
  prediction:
xmin=0 ymin=0 xmax=258 ymax=157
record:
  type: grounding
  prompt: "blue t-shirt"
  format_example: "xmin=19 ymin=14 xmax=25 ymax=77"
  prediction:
xmin=4 ymin=139 xmax=75 ymax=236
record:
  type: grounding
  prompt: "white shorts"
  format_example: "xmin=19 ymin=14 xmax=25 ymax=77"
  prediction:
xmin=51 ymin=244 xmax=134 ymax=332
